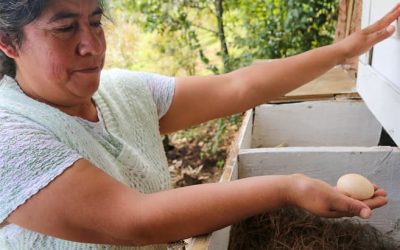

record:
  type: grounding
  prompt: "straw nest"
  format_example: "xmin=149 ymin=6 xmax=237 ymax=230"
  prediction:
xmin=229 ymin=208 xmax=399 ymax=250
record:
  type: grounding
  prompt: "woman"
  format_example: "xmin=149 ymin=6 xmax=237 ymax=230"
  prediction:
xmin=0 ymin=0 xmax=396 ymax=249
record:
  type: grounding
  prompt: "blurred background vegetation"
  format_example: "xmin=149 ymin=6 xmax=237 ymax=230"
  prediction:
xmin=105 ymin=0 xmax=338 ymax=76
xmin=104 ymin=0 xmax=339 ymax=182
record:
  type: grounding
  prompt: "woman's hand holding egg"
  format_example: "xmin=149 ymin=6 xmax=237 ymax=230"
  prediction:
xmin=284 ymin=174 xmax=388 ymax=219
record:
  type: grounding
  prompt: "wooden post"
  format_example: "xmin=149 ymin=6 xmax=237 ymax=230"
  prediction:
xmin=335 ymin=0 xmax=362 ymax=75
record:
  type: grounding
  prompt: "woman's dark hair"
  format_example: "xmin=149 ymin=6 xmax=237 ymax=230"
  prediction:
xmin=0 ymin=0 xmax=106 ymax=78
xmin=0 ymin=0 xmax=48 ymax=78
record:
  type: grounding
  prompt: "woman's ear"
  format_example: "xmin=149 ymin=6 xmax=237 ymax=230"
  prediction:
xmin=0 ymin=35 xmax=19 ymax=59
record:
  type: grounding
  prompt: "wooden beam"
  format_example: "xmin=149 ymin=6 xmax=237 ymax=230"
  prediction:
xmin=335 ymin=0 xmax=362 ymax=74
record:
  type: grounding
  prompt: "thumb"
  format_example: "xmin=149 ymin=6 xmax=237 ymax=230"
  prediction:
xmin=347 ymin=198 xmax=372 ymax=219
xmin=359 ymin=205 xmax=372 ymax=219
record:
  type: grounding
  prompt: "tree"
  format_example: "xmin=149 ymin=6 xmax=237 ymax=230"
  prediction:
xmin=227 ymin=0 xmax=338 ymax=68
xmin=113 ymin=0 xmax=227 ymax=74
xmin=114 ymin=0 xmax=338 ymax=75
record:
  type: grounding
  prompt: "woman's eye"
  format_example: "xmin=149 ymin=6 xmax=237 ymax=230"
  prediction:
xmin=55 ymin=25 xmax=75 ymax=33
xmin=91 ymin=21 xmax=102 ymax=28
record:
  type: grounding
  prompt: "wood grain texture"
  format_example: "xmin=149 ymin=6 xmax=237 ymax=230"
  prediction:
xmin=335 ymin=0 xmax=348 ymax=42
xmin=335 ymin=0 xmax=362 ymax=73
xmin=280 ymin=66 xmax=357 ymax=99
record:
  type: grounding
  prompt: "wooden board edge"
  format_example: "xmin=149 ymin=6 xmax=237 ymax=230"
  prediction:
xmin=220 ymin=109 xmax=253 ymax=182
xmin=239 ymin=146 xmax=398 ymax=155
xmin=269 ymin=92 xmax=361 ymax=104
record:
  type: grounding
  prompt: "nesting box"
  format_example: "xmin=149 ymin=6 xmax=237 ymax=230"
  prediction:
xmin=188 ymin=1 xmax=400 ymax=249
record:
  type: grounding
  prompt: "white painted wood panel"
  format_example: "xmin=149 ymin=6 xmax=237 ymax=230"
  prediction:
xmin=358 ymin=63 xmax=400 ymax=145
xmin=238 ymin=146 xmax=400 ymax=238
xmin=238 ymin=110 xmax=253 ymax=150
xmin=252 ymin=101 xmax=382 ymax=148
xmin=370 ymin=0 xmax=400 ymax=92
xmin=187 ymin=226 xmax=231 ymax=250
xmin=358 ymin=0 xmax=400 ymax=146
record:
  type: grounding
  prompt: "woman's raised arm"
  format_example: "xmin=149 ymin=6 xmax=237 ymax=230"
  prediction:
xmin=160 ymin=4 xmax=400 ymax=134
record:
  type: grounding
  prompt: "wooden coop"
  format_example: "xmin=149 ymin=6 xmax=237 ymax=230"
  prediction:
xmin=187 ymin=0 xmax=400 ymax=249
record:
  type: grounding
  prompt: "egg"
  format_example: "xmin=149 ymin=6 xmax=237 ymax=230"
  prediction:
xmin=336 ymin=173 xmax=374 ymax=200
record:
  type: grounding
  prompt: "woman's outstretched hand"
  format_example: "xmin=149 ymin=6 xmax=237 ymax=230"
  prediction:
xmin=284 ymin=174 xmax=388 ymax=219
xmin=337 ymin=4 xmax=400 ymax=63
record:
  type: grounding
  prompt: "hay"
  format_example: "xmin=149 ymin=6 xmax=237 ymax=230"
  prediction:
xmin=229 ymin=208 xmax=399 ymax=250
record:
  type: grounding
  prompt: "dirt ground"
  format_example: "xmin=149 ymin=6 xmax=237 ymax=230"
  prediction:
xmin=166 ymin=115 xmax=242 ymax=188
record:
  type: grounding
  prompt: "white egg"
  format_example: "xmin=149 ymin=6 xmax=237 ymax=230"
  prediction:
xmin=337 ymin=173 xmax=374 ymax=200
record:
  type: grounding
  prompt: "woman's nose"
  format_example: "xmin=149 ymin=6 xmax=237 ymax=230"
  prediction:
xmin=77 ymin=26 xmax=105 ymax=56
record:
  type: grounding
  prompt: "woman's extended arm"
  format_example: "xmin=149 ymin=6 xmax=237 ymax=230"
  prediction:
xmin=7 ymin=159 xmax=387 ymax=246
xmin=160 ymin=4 xmax=400 ymax=134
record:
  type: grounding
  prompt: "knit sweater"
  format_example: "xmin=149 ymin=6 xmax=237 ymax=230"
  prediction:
xmin=0 ymin=69 xmax=173 ymax=249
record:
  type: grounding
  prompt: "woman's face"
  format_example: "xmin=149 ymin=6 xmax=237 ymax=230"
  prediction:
xmin=14 ymin=0 xmax=106 ymax=107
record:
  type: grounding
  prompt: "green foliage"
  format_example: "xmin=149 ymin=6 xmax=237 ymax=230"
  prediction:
xmin=226 ymin=0 xmax=338 ymax=68
xmin=114 ymin=0 xmax=221 ymax=74
xmin=113 ymin=0 xmax=338 ymax=75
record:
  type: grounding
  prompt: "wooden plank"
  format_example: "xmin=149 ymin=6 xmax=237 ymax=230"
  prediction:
xmin=238 ymin=146 xmax=400 ymax=239
xmin=238 ymin=110 xmax=253 ymax=150
xmin=335 ymin=0 xmax=349 ymax=42
xmin=269 ymin=93 xmax=361 ymax=104
xmin=335 ymin=0 xmax=362 ymax=73
xmin=252 ymin=101 xmax=382 ymax=148
xmin=345 ymin=0 xmax=355 ymax=37
xmin=219 ymin=109 xmax=253 ymax=183
xmin=285 ymin=67 xmax=356 ymax=97
xmin=358 ymin=62 xmax=400 ymax=146
xmin=254 ymin=65 xmax=357 ymax=103
xmin=187 ymin=227 xmax=231 ymax=250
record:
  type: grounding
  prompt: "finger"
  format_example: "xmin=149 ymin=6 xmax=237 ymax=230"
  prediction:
xmin=373 ymin=188 xmax=387 ymax=197
xmin=371 ymin=184 xmax=387 ymax=197
xmin=363 ymin=196 xmax=388 ymax=209
xmin=364 ymin=3 xmax=400 ymax=34
xmin=374 ymin=25 xmax=396 ymax=43
xmin=324 ymin=207 xmax=370 ymax=219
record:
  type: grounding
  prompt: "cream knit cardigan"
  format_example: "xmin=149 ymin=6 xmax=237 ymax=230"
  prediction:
xmin=0 ymin=69 xmax=171 ymax=249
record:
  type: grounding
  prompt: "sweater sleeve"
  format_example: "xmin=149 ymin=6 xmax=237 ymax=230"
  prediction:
xmin=0 ymin=109 xmax=82 ymax=223
xmin=142 ymin=73 xmax=176 ymax=119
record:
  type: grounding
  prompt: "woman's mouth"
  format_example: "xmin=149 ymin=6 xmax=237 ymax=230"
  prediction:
xmin=73 ymin=66 xmax=101 ymax=74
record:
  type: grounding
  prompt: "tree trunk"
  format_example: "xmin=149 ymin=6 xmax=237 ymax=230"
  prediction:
xmin=215 ymin=0 xmax=230 ymax=73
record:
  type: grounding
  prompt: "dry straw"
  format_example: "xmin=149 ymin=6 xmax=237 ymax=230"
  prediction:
xmin=229 ymin=208 xmax=399 ymax=250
